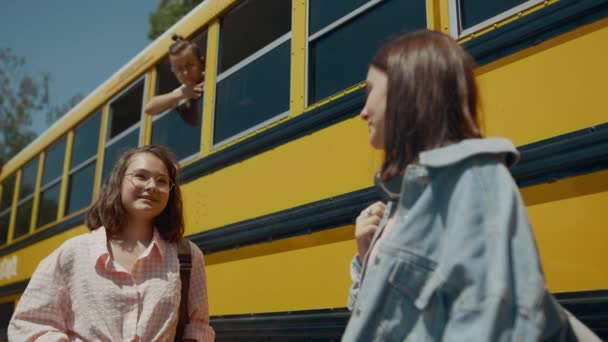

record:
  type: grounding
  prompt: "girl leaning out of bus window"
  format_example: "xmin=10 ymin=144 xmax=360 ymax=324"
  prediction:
xmin=343 ymin=30 xmax=585 ymax=341
xmin=9 ymin=145 xmax=215 ymax=341
xmin=145 ymin=34 xmax=205 ymax=125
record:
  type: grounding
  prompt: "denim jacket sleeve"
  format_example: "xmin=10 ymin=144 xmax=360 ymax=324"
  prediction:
xmin=434 ymin=157 xmax=571 ymax=341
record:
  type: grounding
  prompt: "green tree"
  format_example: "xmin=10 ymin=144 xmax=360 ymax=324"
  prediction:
xmin=0 ymin=48 xmax=50 ymax=168
xmin=148 ymin=0 xmax=204 ymax=40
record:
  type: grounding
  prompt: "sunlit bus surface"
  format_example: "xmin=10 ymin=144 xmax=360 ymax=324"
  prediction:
xmin=0 ymin=0 xmax=607 ymax=340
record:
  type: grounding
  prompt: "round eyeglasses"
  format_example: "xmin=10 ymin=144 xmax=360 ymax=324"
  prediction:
xmin=125 ymin=173 xmax=174 ymax=192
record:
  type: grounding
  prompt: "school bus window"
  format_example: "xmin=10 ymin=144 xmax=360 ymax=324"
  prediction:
xmin=36 ymin=136 xmax=66 ymax=228
xmin=103 ymin=79 xmax=144 ymax=181
xmin=307 ymin=0 xmax=426 ymax=104
xmin=107 ymin=79 xmax=144 ymax=139
xmin=151 ymin=31 xmax=207 ymax=162
xmin=214 ymin=0 xmax=291 ymax=146
xmin=66 ymin=112 xmax=101 ymax=215
xmin=0 ymin=212 xmax=8 ymax=245
xmin=0 ymin=174 xmax=16 ymax=245
xmin=14 ymin=158 xmax=38 ymax=239
xmin=102 ymin=128 xmax=139 ymax=182
xmin=308 ymin=0 xmax=369 ymax=36
xmin=449 ymin=0 xmax=543 ymax=37
xmin=0 ymin=174 xmax=15 ymax=212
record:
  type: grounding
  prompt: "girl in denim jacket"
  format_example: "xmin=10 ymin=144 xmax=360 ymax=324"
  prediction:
xmin=343 ymin=30 xmax=591 ymax=341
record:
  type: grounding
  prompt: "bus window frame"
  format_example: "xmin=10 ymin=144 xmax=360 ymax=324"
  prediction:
xmin=448 ymin=0 xmax=545 ymax=39
xmin=212 ymin=30 xmax=292 ymax=149
xmin=305 ymin=0 xmax=389 ymax=107
xmin=106 ymin=75 xmax=147 ymax=146
xmin=35 ymin=136 xmax=67 ymax=228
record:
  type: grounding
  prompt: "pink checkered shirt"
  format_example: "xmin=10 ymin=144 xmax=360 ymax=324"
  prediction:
xmin=9 ymin=227 xmax=215 ymax=341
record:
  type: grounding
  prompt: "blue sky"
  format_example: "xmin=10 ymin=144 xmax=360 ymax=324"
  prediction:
xmin=0 ymin=0 xmax=160 ymax=134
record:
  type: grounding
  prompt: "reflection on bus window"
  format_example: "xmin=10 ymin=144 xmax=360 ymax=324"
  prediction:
xmin=308 ymin=0 xmax=426 ymax=104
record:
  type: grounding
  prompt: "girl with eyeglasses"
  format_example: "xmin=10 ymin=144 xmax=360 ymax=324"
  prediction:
xmin=343 ymin=30 xmax=593 ymax=341
xmin=9 ymin=145 xmax=215 ymax=341
xmin=145 ymin=34 xmax=205 ymax=125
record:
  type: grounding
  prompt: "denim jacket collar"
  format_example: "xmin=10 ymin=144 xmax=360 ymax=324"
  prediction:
xmin=419 ymin=138 xmax=520 ymax=169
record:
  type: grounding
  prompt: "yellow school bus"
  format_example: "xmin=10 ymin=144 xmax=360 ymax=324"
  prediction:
xmin=1 ymin=0 xmax=607 ymax=339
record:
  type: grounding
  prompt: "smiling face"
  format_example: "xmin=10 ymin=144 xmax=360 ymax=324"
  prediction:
xmin=361 ymin=66 xmax=388 ymax=150
xmin=169 ymin=46 xmax=204 ymax=86
xmin=121 ymin=153 xmax=171 ymax=222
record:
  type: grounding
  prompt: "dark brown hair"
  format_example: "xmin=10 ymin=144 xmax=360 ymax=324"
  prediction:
xmin=170 ymin=34 xmax=204 ymax=61
xmin=85 ymin=145 xmax=184 ymax=242
xmin=371 ymin=30 xmax=481 ymax=180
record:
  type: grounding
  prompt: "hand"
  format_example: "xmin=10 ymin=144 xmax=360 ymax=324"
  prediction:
xmin=355 ymin=201 xmax=386 ymax=262
xmin=180 ymin=80 xmax=204 ymax=99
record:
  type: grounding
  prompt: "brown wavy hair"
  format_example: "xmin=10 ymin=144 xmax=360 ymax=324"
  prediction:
xmin=371 ymin=30 xmax=482 ymax=180
xmin=85 ymin=145 xmax=184 ymax=242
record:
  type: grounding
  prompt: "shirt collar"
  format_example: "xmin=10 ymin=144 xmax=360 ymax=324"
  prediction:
xmin=90 ymin=226 xmax=168 ymax=270
xmin=418 ymin=138 xmax=519 ymax=169
xmin=89 ymin=227 xmax=111 ymax=269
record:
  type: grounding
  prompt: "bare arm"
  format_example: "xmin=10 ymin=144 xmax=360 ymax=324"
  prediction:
xmin=145 ymin=82 xmax=204 ymax=115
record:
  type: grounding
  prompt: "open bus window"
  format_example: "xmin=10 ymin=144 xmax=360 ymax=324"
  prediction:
xmin=307 ymin=0 xmax=426 ymax=104
xmin=36 ymin=136 xmax=66 ymax=228
xmin=0 ymin=174 xmax=16 ymax=245
xmin=103 ymin=78 xmax=144 ymax=181
xmin=449 ymin=0 xmax=543 ymax=38
xmin=213 ymin=0 xmax=291 ymax=146
xmin=150 ymin=30 xmax=207 ymax=162
xmin=107 ymin=79 xmax=144 ymax=139
xmin=66 ymin=111 xmax=100 ymax=215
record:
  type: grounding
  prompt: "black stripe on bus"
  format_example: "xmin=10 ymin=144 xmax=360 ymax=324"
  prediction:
xmin=208 ymin=290 xmax=608 ymax=341
xmin=0 ymin=121 xmax=606 ymax=258
xmin=0 ymin=212 xmax=86 ymax=258
xmin=0 ymin=278 xmax=28 ymax=298
xmin=462 ymin=0 xmax=608 ymax=66
xmin=192 ymin=187 xmax=378 ymax=254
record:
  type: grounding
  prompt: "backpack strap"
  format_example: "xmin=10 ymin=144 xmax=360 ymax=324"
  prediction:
xmin=176 ymin=238 xmax=192 ymax=341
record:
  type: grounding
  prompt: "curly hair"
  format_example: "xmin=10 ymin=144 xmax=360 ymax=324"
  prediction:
xmin=85 ymin=145 xmax=184 ymax=242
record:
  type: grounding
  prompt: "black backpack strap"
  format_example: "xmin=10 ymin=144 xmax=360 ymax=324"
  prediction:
xmin=176 ymin=238 xmax=192 ymax=341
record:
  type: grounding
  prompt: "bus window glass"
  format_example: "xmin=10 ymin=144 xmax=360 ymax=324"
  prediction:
xmin=151 ymin=99 xmax=202 ymax=161
xmin=66 ymin=162 xmax=96 ymax=214
xmin=151 ymin=30 xmax=207 ymax=161
xmin=308 ymin=0 xmax=370 ymax=35
xmin=214 ymin=41 xmax=290 ymax=144
xmin=102 ymin=128 xmax=139 ymax=181
xmin=65 ymin=112 xmax=100 ymax=216
xmin=219 ymin=0 xmax=291 ymax=73
xmin=19 ymin=158 xmax=39 ymax=200
xmin=0 ymin=174 xmax=15 ymax=212
xmin=42 ymin=137 xmax=66 ymax=185
xmin=71 ymin=112 xmax=101 ymax=169
xmin=308 ymin=0 xmax=426 ymax=104
xmin=214 ymin=0 xmax=291 ymax=145
xmin=14 ymin=198 xmax=33 ymax=239
xmin=458 ymin=0 xmax=529 ymax=31
xmin=0 ymin=211 xmax=9 ymax=245
xmin=108 ymin=79 xmax=144 ymax=139
xmin=37 ymin=183 xmax=61 ymax=228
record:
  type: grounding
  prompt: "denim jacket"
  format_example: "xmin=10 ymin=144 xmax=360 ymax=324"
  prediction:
xmin=343 ymin=138 xmax=575 ymax=341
